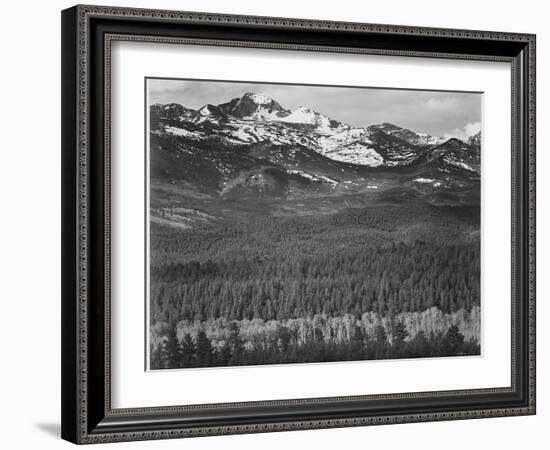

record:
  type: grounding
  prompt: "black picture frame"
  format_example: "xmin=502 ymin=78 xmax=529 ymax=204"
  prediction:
xmin=61 ymin=4 xmax=536 ymax=444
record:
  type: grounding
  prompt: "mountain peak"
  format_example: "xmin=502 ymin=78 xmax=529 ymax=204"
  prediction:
xmin=441 ymin=137 xmax=464 ymax=145
xmin=241 ymin=92 xmax=276 ymax=105
xmin=216 ymin=92 xmax=290 ymax=120
xmin=369 ymin=123 xmax=444 ymax=147
xmin=187 ymin=103 xmax=227 ymax=124
xmin=279 ymin=106 xmax=333 ymax=127
xmin=198 ymin=104 xmax=219 ymax=116
xmin=371 ymin=122 xmax=407 ymax=132
xmin=380 ymin=122 xmax=400 ymax=129
xmin=149 ymin=103 xmax=196 ymax=121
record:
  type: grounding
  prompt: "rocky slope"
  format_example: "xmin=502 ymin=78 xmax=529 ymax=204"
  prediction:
xmin=149 ymin=92 xmax=481 ymax=202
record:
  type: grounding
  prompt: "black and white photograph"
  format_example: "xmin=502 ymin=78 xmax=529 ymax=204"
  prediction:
xmin=147 ymin=78 xmax=482 ymax=370
xmin=54 ymin=3 xmax=538 ymax=445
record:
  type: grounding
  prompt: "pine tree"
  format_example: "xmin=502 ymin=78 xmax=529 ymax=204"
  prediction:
xmin=374 ymin=325 xmax=388 ymax=359
xmin=180 ymin=333 xmax=196 ymax=368
xmin=442 ymin=325 xmax=465 ymax=356
xmin=162 ymin=325 xmax=181 ymax=369
xmin=196 ymin=329 xmax=214 ymax=367
xmin=278 ymin=325 xmax=292 ymax=353
xmin=228 ymin=321 xmax=245 ymax=365
xmin=350 ymin=325 xmax=365 ymax=359
xmin=217 ymin=342 xmax=233 ymax=366
xmin=409 ymin=330 xmax=429 ymax=357
xmin=391 ymin=321 xmax=408 ymax=358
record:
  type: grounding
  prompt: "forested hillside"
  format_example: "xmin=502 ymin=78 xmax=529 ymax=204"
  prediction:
xmin=148 ymin=91 xmax=481 ymax=369
xmin=149 ymin=203 xmax=480 ymax=369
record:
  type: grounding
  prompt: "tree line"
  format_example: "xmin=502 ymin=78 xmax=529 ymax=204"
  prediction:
xmin=150 ymin=320 xmax=479 ymax=369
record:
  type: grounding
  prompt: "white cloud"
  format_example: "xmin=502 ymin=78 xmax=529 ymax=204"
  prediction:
xmin=443 ymin=122 xmax=481 ymax=141
xmin=425 ymin=97 xmax=460 ymax=111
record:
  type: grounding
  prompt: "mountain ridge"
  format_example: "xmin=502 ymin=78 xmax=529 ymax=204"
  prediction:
xmin=149 ymin=92 xmax=481 ymax=201
xmin=150 ymin=92 xmax=479 ymax=167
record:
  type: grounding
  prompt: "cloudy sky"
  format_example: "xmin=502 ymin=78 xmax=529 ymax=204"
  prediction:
xmin=148 ymin=78 xmax=482 ymax=139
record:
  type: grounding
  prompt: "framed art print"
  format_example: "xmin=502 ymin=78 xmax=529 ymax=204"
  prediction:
xmin=61 ymin=5 xmax=536 ymax=444
xmin=145 ymin=78 xmax=483 ymax=371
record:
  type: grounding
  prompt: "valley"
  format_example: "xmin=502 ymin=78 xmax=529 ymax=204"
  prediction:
xmin=148 ymin=91 xmax=482 ymax=369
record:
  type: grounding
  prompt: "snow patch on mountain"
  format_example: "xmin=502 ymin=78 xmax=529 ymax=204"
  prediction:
xmin=413 ymin=178 xmax=443 ymax=187
xmin=287 ymin=170 xmax=338 ymax=184
xmin=217 ymin=92 xmax=291 ymax=122
xmin=415 ymin=133 xmax=446 ymax=146
xmin=443 ymin=158 xmax=476 ymax=173
xmin=370 ymin=123 xmax=445 ymax=147
xmin=228 ymin=127 xmax=256 ymax=142
xmin=277 ymin=107 xmax=344 ymax=133
xmin=324 ymin=142 xmax=384 ymax=166
xmin=318 ymin=128 xmax=372 ymax=153
xmin=246 ymin=110 xmax=290 ymax=121
xmin=278 ymin=107 xmax=319 ymax=124
xmin=164 ymin=126 xmax=203 ymax=139
xmin=244 ymin=93 xmax=274 ymax=105
xmin=198 ymin=105 xmax=216 ymax=116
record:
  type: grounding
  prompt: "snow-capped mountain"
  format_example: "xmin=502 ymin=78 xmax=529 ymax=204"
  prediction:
xmin=149 ymin=92 xmax=481 ymax=199
xmin=150 ymin=92 xmax=465 ymax=168
xmin=368 ymin=122 xmax=446 ymax=147
xmin=431 ymin=138 xmax=480 ymax=174
xmin=150 ymin=103 xmax=195 ymax=121
xmin=278 ymin=106 xmax=346 ymax=132
xmin=189 ymin=104 xmax=227 ymax=124
xmin=217 ymin=92 xmax=291 ymax=121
